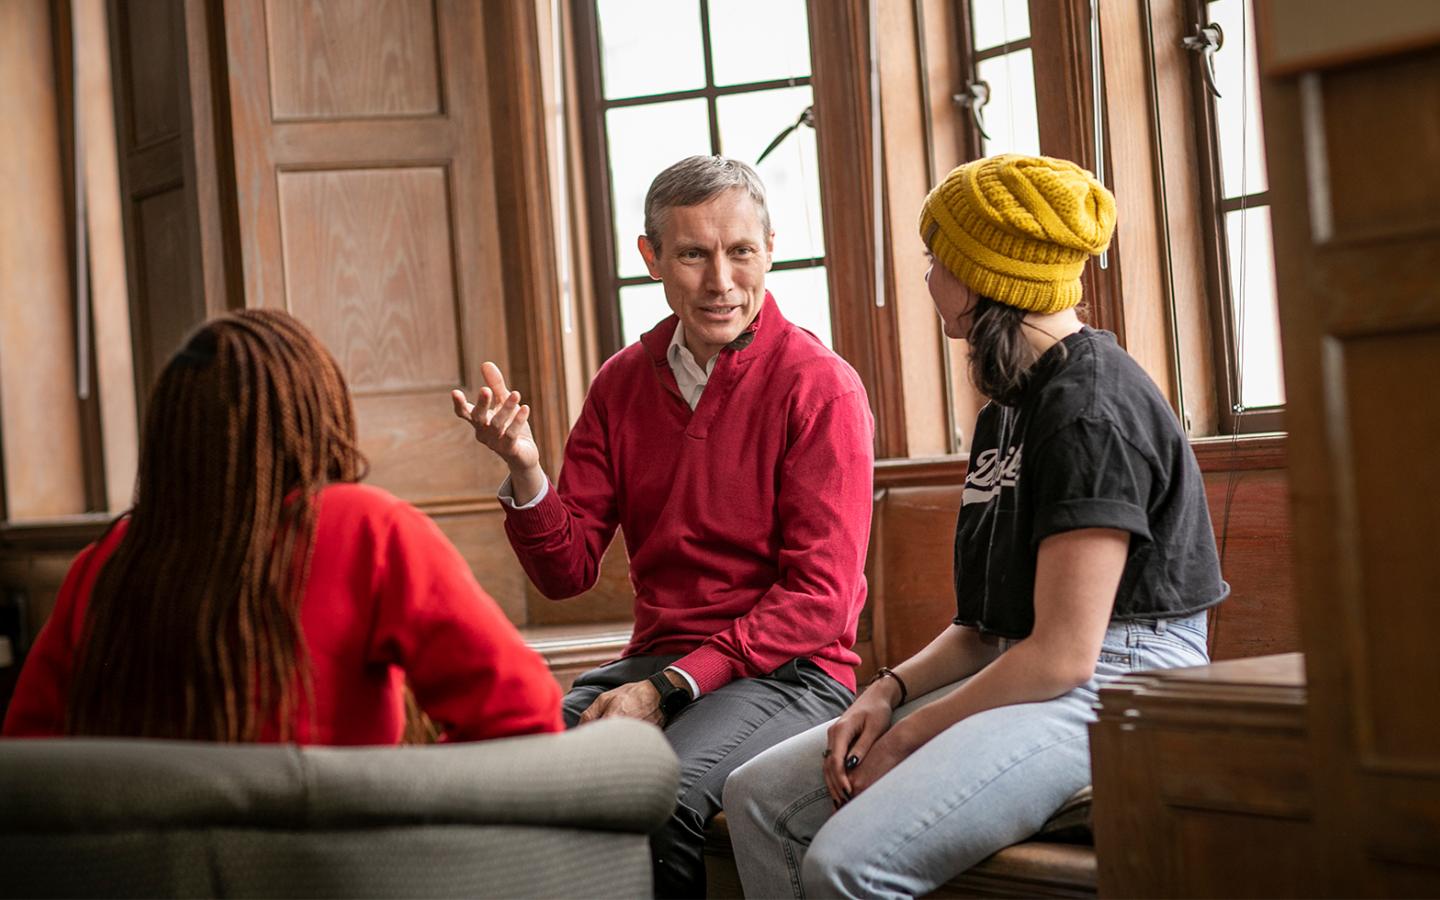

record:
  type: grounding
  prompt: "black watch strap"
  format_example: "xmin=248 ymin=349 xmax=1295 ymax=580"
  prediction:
xmin=648 ymin=670 xmax=692 ymax=720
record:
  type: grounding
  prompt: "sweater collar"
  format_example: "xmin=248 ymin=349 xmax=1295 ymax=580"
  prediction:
xmin=642 ymin=292 xmax=786 ymax=369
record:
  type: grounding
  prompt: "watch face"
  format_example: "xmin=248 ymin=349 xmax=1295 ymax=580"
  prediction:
xmin=662 ymin=689 xmax=689 ymax=716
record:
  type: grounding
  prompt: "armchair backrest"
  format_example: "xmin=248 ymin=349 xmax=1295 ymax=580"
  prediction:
xmin=0 ymin=718 xmax=678 ymax=899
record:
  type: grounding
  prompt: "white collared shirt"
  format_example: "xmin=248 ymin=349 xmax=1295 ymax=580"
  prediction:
xmin=667 ymin=322 xmax=717 ymax=411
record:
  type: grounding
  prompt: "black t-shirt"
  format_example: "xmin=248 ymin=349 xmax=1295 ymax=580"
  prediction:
xmin=953 ymin=327 xmax=1228 ymax=638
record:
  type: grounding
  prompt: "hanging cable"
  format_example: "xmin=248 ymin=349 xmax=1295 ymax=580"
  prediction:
xmin=1213 ymin=0 xmax=1257 ymax=658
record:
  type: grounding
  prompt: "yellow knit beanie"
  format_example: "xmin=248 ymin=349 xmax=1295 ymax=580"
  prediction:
xmin=918 ymin=154 xmax=1116 ymax=314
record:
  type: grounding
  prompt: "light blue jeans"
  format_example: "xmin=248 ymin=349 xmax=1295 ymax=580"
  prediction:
xmin=722 ymin=613 xmax=1210 ymax=899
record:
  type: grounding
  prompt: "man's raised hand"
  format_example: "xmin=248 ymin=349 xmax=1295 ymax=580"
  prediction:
xmin=452 ymin=362 xmax=544 ymax=496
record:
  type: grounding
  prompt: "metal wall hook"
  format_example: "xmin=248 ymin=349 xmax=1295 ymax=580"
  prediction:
xmin=1182 ymin=22 xmax=1225 ymax=98
xmin=953 ymin=79 xmax=992 ymax=141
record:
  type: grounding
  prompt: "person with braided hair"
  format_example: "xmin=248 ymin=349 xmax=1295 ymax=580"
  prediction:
xmin=3 ymin=308 xmax=561 ymax=744
xmin=724 ymin=155 xmax=1227 ymax=898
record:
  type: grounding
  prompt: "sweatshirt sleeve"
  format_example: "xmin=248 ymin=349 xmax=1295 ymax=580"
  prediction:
xmin=501 ymin=382 xmax=621 ymax=599
xmin=2 ymin=539 xmax=109 ymax=737
xmin=368 ymin=501 xmax=563 ymax=741
xmin=673 ymin=389 xmax=875 ymax=693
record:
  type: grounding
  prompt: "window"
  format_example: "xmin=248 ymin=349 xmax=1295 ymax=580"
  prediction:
xmin=1192 ymin=0 xmax=1284 ymax=431
xmin=575 ymin=0 xmax=831 ymax=356
xmin=961 ymin=0 xmax=1040 ymax=158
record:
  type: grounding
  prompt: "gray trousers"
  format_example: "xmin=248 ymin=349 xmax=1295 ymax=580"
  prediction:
xmin=563 ymin=654 xmax=853 ymax=899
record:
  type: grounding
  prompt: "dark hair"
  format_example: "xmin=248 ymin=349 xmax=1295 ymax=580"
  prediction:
xmin=66 ymin=309 xmax=367 ymax=741
xmin=965 ymin=297 xmax=1076 ymax=406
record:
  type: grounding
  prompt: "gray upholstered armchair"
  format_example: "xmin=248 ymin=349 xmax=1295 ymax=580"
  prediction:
xmin=0 ymin=718 xmax=678 ymax=899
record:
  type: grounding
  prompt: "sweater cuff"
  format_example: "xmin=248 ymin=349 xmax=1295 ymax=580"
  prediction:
xmin=673 ymin=644 xmax=739 ymax=694
xmin=501 ymin=480 xmax=568 ymax=538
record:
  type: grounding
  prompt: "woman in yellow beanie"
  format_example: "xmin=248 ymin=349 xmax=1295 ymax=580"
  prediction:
xmin=726 ymin=155 xmax=1228 ymax=898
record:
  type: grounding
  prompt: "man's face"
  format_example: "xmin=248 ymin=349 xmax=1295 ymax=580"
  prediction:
xmin=638 ymin=189 xmax=774 ymax=366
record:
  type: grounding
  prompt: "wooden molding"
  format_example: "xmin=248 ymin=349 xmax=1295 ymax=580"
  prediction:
xmin=808 ymin=0 xmax=909 ymax=458
xmin=484 ymin=0 xmax=571 ymax=478
xmin=1190 ymin=433 xmax=1286 ymax=472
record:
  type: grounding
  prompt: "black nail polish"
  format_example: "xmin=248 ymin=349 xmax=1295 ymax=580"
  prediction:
xmin=843 ymin=790 xmax=852 ymax=801
xmin=845 ymin=755 xmax=859 ymax=770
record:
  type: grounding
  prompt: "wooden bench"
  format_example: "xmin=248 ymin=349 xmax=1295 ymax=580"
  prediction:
xmin=527 ymin=440 xmax=1297 ymax=897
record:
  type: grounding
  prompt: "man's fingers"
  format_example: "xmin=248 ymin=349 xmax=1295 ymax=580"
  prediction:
xmin=481 ymin=361 xmax=511 ymax=399
xmin=450 ymin=389 xmax=474 ymax=421
xmin=491 ymin=391 xmax=523 ymax=436
xmin=509 ymin=404 xmax=531 ymax=436
xmin=578 ymin=695 xmax=604 ymax=724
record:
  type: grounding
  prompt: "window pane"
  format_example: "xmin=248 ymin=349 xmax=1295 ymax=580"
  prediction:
xmin=1209 ymin=0 xmax=1268 ymax=198
xmin=765 ymin=266 xmax=831 ymax=347
xmin=716 ymin=86 xmax=824 ymax=262
xmin=977 ymin=50 xmax=1040 ymax=157
xmin=709 ymin=0 xmax=811 ymax=87
xmin=619 ymin=282 xmax=673 ymax=347
xmin=971 ymin=0 xmax=1030 ymax=51
xmin=607 ymin=99 xmax=712 ymax=278
xmin=597 ymin=0 xmax=706 ymax=100
xmin=1224 ymin=206 xmax=1284 ymax=409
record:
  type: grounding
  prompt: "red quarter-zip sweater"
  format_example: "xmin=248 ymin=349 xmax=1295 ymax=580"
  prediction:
xmin=505 ymin=295 xmax=874 ymax=693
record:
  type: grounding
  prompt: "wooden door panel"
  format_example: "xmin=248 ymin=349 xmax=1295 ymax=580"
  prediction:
xmin=224 ymin=0 xmax=503 ymax=478
xmin=277 ymin=166 xmax=462 ymax=392
xmin=265 ymin=0 xmax=442 ymax=120
xmin=133 ymin=188 xmax=202 ymax=381
xmin=354 ymin=393 xmax=506 ymax=504
xmin=121 ymin=0 xmax=183 ymax=145
xmin=1338 ymin=328 xmax=1440 ymax=769
xmin=1262 ymin=11 xmax=1440 ymax=886
xmin=224 ymin=0 xmax=522 ymax=611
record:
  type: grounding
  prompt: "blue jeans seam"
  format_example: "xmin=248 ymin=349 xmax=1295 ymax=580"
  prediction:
xmin=869 ymin=731 xmax=1091 ymax=880
xmin=774 ymin=786 xmax=832 ymax=899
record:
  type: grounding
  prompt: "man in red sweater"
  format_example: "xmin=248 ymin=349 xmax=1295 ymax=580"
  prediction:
xmin=452 ymin=156 xmax=873 ymax=897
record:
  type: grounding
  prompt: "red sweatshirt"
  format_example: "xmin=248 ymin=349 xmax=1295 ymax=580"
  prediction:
xmin=3 ymin=483 xmax=563 ymax=743
xmin=505 ymin=295 xmax=874 ymax=693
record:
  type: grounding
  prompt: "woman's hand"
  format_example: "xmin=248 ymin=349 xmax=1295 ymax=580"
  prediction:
xmin=848 ymin=718 xmax=923 ymax=798
xmin=822 ymin=682 xmax=899 ymax=807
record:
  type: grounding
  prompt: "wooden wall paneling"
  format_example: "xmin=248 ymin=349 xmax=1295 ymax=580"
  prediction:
xmin=107 ymin=0 xmax=235 ymax=409
xmin=538 ymin=0 xmax=601 ymax=425
xmin=1095 ymin=0 xmax=1178 ymax=406
xmin=482 ymin=0 xmax=571 ymax=482
xmin=808 ymin=0 xmax=908 ymax=458
xmin=1262 ymin=29 xmax=1440 ymax=890
xmin=75 ymin=0 xmax=138 ymax=511
xmin=876 ymin=483 xmax=964 ymax=666
xmin=1029 ymin=0 xmax=1126 ymax=345
xmin=875 ymin=0 xmax=949 ymax=458
xmin=0 ymin=0 xmax=88 ymax=521
xmin=1146 ymin=0 xmax=1221 ymax=436
xmin=222 ymin=0 xmax=540 ymax=620
xmin=1203 ymin=467 xmax=1298 ymax=660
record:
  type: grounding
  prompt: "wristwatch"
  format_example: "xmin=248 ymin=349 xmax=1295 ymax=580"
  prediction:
xmin=648 ymin=670 xmax=694 ymax=721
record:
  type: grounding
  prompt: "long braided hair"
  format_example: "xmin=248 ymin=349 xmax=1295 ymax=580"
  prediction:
xmin=66 ymin=309 xmax=366 ymax=741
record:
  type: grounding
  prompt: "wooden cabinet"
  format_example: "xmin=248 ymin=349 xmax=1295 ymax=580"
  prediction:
xmin=1091 ymin=654 xmax=1320 ymax=897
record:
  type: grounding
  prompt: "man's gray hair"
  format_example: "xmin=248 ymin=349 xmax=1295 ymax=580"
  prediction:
xmin=643 ymin=155 xmax=771 ymax=250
